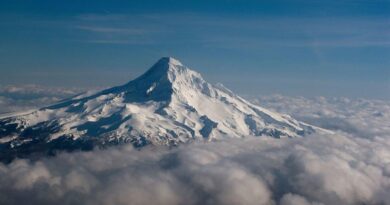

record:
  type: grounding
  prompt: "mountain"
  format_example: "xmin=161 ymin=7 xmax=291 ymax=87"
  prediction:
xmin=0 ymin=57 xmax=317 ymax=161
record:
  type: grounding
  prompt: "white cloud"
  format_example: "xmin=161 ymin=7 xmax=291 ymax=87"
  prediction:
xmin=0 ymin=84 xmax=81 ymax=96
xmin=252 ymin=95 xmax=390 ymax=139
xmin=75 ymin=26 xmax=146 ymax=35
xmin=1 ymin=92 xmax=390 ymax=204
xmin=0 ymin=130 xmax=389 ymax=205
xmin=0 ymin=85 xmax=84 ymax=114
xmin=280 ymin=193 xmax=324 ymax=205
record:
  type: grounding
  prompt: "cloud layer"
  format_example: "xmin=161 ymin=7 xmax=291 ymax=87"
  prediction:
xmin=0 ymin=132 xmax=389 ymax=205
xmin=252 ymin=95 xmax=390 ymax=139
xmin=0 ymin=85 xmax=84 ymax=114
xmin=0 ymin=93 xmax=389 ymax=205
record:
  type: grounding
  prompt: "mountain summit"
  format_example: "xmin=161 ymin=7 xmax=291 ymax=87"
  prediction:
xmin=0 ymin=57 xmax=317 ymax=161
xmin=117 ymin=56 xmax=214 ymax=103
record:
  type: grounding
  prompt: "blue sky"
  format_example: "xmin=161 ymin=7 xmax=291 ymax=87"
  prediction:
xmin=0 ymin=0 xmax=389 ymax=98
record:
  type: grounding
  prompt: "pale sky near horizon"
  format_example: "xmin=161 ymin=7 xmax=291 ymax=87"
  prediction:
xmin=0 ymin=0 xmax=389 ymax=98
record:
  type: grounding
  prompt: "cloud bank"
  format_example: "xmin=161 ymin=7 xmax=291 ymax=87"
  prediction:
xmin=0 ymin=93 xmax=389 ymax=205
xmin=0 ymin=85 xmax=84 ymax=114
xmin=252 ymin=95 xmax=390 ymax=139
xmin=0 ymin=132 xmax=389 ymax=205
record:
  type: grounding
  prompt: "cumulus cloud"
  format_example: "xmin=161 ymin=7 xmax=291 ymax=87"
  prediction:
xmin=0 ymin=85 xmax=84 ymax=114
xmin=0 ymin=131 xmax=389 ymax=205
xmin=252 ymin=95 xmax=390 ymax=139
xmin=1 ymin=92 xmax=390 ymax=204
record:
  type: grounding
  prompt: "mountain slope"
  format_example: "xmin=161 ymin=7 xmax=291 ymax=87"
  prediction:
xmin=0 ymin=57 xmax=317 ymax=161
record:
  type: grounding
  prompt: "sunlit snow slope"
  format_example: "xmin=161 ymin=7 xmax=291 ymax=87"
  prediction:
xmin=0 ymin=57 xmax=318 ymax=160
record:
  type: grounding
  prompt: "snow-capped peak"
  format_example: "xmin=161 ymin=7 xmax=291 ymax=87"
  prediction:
xmin=164 ymin=56 xmax=183 ymax=66
xmin=119 ymin=56 xmax=209 ymax=103
xmin=0 ymin=57 xmax=320 ymax=161
xmin=138 ymin=56 xmax=200 ymax=84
